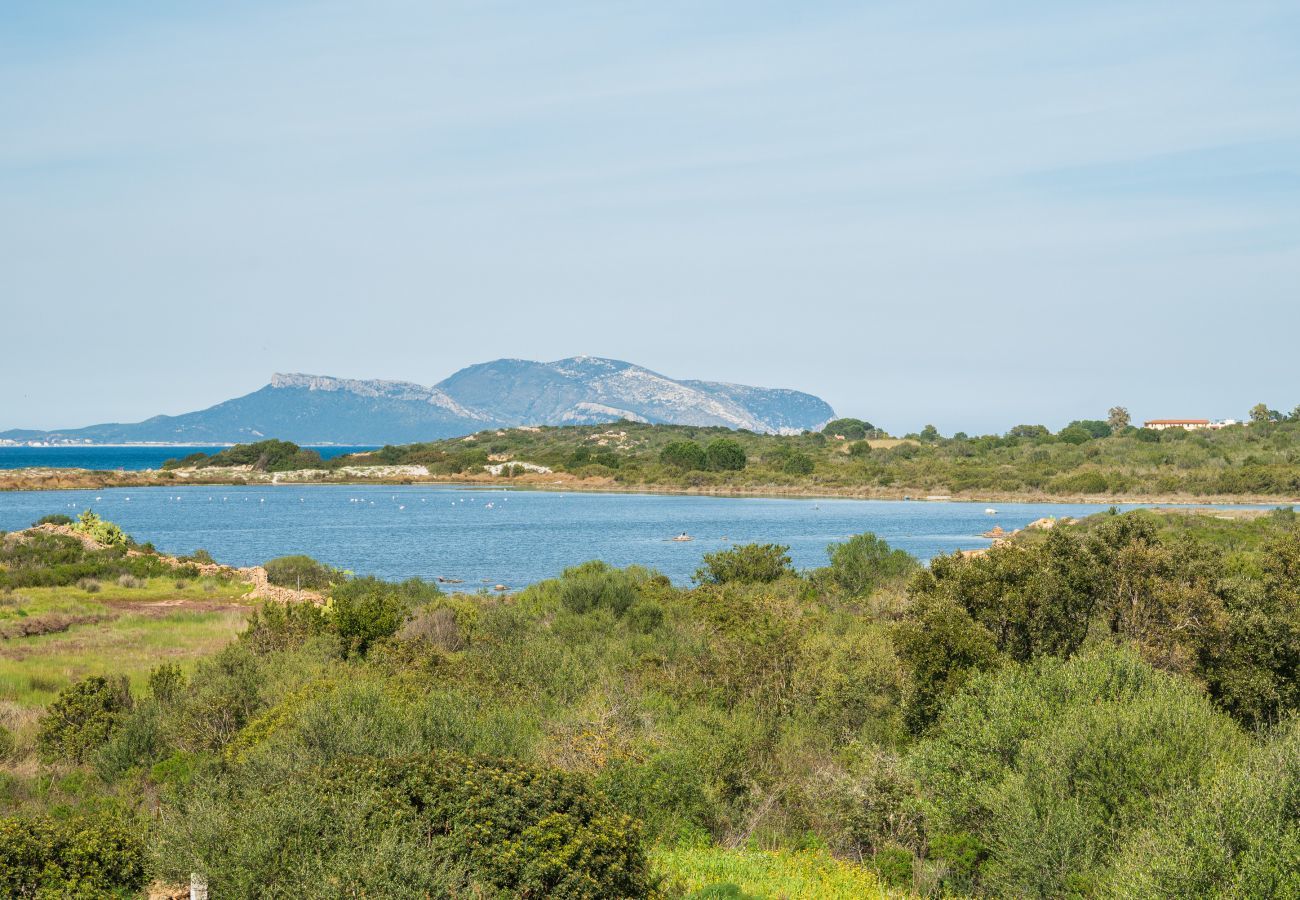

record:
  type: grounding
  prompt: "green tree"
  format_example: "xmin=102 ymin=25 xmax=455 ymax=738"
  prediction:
xmin=781 ymin=452 xmax=815 ymax=475
xmin=36 ymin=675 xmax=133 ymax=763
xmin=822 ymin=418 xmax=873 ymax=440
xmin=825 ymin=533 xmax=917 ymax=597
xmin=660 ymin=440 xmax=708 ymax=471
xmin=705 ymin=438 xmax=747 ymax=472
xmin=1250 ymin=402 xmax=1274 ymax=424
xmin=1107 ymin=406 xmax=1131 ymax=433
xmin=695 ymin=543 xmax=794 ymax=584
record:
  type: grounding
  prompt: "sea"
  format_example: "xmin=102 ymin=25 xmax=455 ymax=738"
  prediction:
xmin=0 ymin=445 xmax=375 ymax=471
xmin=0 ymin=483 xmax=1276 ymax=587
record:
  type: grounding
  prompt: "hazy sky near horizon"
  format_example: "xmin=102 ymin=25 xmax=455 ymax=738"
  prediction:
xmin=3 ymin=1 xmax=1297 ymax=435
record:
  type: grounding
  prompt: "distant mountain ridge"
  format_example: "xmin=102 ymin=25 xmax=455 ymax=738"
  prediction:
xmin=3 ymin=357 xmax=835 ymax=445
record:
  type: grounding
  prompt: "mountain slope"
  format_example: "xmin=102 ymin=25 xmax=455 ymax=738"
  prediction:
xmin=2 ymin=358 xmax=835 ymax=444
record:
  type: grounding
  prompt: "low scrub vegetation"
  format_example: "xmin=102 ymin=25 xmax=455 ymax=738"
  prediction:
xmin=3 ymin=509 xmax=1300 ymax=896
xmin=162 ymin=413 xmax=1300 ymax=499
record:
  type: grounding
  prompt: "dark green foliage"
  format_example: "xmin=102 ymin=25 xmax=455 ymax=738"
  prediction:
xmin=705 ymin=438 xmax=747 ymax=471
xmin=1058 ymin=424 xmax=1095 ymax=444
xmin=0 ymin=530 xmax=178 ymax=590
xmin=893 ymin=596 xmax=1000 ymax=732
xmin=1066 ymin=419 xmax=1112 ymax=439
xmin=240 ymin=600 xmax=332 ymax=654
xmin=825 ymin=532 xmax=917 ymax=596
xmin=0 ymin=815 xmax=147 ymax=899
xmin=822 ymin=418 xmax=874 ymax=440
xmin=1107 ymin=717 xmax=1300 ymax=897
xmin=661 ymin=440 xmax=708 ymax=470
xmin=694 ymin=543 xmax=794 ymax=584
xmin=552 ymin=560 xmax=641 ymax=616
xmin=848 ymin=440 xmax=872 ymax=456
xmin=158 ymin=751 xmax=652 ymax=899
xmin=910 ymin=648 xmax=1244 ymax=897
xmin=180 ymin=439 xmax=325 ymax=472
xmin=148 ymin=664 xmax=186 ymax=705
xmin=32 ymin=513 xmax=73 ymax=526
xmin=36 ymin=675 xmax=133 ymax=764
xmin=175 ymin=645 xmax=263 ymax=751
xmin=330 ymin=576 xmax=437 ymax=655
xmin=263 ymin=554 xmax=336 ymax=589
xmin=781 ymin=451 xmax=815 ymax=475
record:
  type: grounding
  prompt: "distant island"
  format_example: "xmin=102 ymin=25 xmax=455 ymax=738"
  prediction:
xmin=5 ymin=409 xmax=1298 ymax=503
xmin=0 ymin=356 xmax=834 ymax=445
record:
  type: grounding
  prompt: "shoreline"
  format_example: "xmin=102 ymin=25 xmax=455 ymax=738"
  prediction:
xmin=0 ymin=466 xmax=1293 ymax=507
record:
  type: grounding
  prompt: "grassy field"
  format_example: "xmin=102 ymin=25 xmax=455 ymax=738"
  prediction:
xmin=653 ymin=845 xmax=890 ymax=899
xmin=0 ymin=576 xmax=251 ymax=709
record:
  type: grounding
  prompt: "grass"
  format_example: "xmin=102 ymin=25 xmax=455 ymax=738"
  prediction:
xmin=0 ymin=576 xmax=251 ymax=707
xmin=654 ymin=845 xmax=890 ymax=899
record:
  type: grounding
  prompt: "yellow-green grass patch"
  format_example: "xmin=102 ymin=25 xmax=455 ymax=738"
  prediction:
xmin=0 ymin=577 xmax=251 ymax=707
xmin=653 ymin=845 xmax=889 ymax=899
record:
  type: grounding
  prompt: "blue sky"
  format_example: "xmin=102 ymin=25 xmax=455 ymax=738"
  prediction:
xmin=3 ymin=1 xmax=1297 ymax=434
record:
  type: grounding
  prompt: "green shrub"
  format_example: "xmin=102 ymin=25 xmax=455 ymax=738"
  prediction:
xmin=263 ymin=554 xmax=335 ymax=589
xmin=36 ymin=675 xmax=133 ymax=764
xmin=240 ymin=600 xmax=332 ymax=654
xmin=330 ymin=577 xmax=435 ymax=655
xmin=782 ymin=452 xmax=815 ymax=475
xmin=825 ymin=533 xmax=917 ymax=596
xmin=157 ymin=751 xmax=652 ymax=899
xmin=0 ymin=815 xmax=147 ymax=898
xmin=822 ymin=418 xmax=872 ymax=440
xmin=909 ymin=648 xmax=1245 ymax=897
xmin=148 ymin=663 xmax=186 ymax=705
xmin=661 ymin=440 xmax=708 ymax=471
xmin=705 ymin=438 xmax=747 ymax=472
xmin=1105 ymin=717 xmax=1300 ymax=897
xmin=175 ymin=645 xmax=263 ymax=751
xmin=553 ymin=561 xmax=641 ymax=616
xmin=695 ymin=543 xmax=794 ymax=585
xmin=33 ymin=513 xmax=73 ymax=527
xmin=71 ymin=510 xmax=127 ymax=549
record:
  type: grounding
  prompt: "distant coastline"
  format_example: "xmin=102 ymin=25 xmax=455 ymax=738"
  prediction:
xmin=0 ymin=464 xmax=1292 ymax=508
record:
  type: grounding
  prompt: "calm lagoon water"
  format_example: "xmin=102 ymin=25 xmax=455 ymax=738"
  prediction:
xmin=0 ymin=485 xmax=1275 ymax=587
xmin=0 ymin=446 xmax=375 ymax=471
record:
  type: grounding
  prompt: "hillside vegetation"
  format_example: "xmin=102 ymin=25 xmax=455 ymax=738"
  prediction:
xmin=3 ymin=508 xmax=1300 ymax=896
xmin=154 ymin=413 xmax=1300 ymax=499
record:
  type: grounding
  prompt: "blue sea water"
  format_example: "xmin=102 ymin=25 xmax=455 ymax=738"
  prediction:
xmin=0 ymin=445 xmax=375 ymax=471
xmin=0 ymin=485 xmax=1275 ymax=587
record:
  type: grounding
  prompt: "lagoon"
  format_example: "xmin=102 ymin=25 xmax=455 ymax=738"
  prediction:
xmin=0 ymin=485 xmax=1275 ymax=587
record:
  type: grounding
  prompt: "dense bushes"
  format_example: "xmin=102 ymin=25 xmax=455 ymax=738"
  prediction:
xmin=184 ymin=439 xmax=325 ymax=472
xmin=9 ymin=511 xmax=1300 ymax=897
xmin=824 ymin=533 xmax=917 ymax=596
xmin=910 ymin=648 xmax=1244 ymax=896
xmin=36 ymin=675 xmax=133 ymax=764
xmin=694 ymin=543 xmax=794 ymax=584
xmin=0 ymin=815 xmax=147 ymax=898
xmin=1107 ymin=717 xmax=1300 ymax=896
xmin=330 ymin=576 xmax=438 ymax=655
xmin=157 ymin=751 xmax=653 ymax=899
xmin=0 ymin=528 xmax=180 ymax=590
xmin=263 ymin=554 xmax=337 ymax=589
